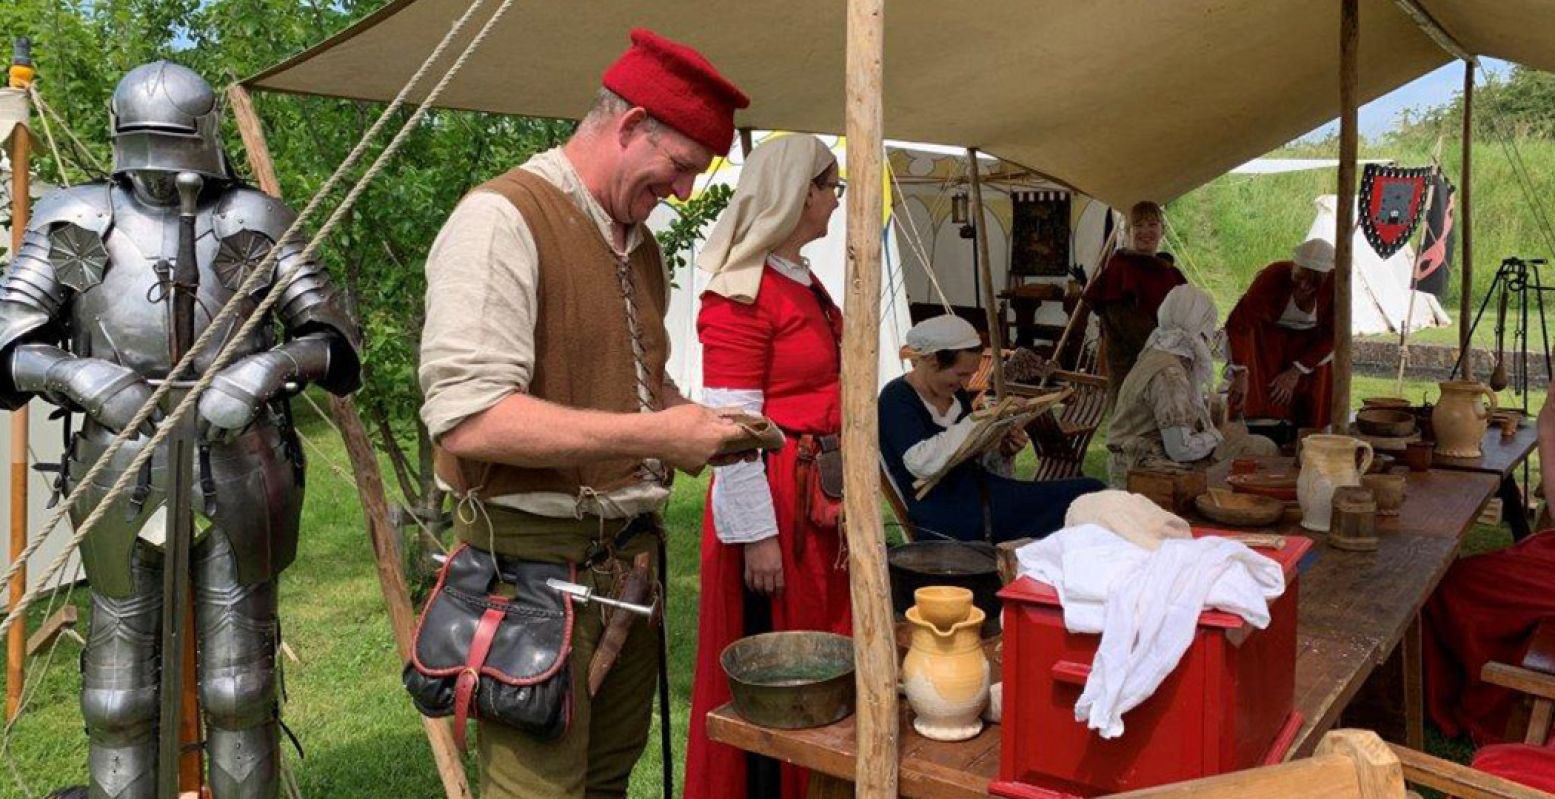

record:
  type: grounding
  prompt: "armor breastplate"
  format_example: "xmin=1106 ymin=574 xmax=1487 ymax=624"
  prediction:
xmin=67 ymin=184 xmax=275 ymax=378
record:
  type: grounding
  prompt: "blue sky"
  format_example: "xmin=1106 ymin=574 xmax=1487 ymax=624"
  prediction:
xmin=1302 ymin=57 xmax=1512 ymax=141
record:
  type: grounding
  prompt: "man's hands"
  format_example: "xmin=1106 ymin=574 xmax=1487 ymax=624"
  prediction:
xmin=1269 ymin=367 xmax=1303 ymax=408
xmin=744 ymin=535 xmax=784 ymax=595
xmin=999 ymin=425 xmax=1030 ymax=457
xmin=654 ymin=403 xmax=745 ymax=473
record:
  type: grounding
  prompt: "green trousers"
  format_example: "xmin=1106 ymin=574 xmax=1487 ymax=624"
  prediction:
xmin=455 ymin=506 xmax=660 ymax=799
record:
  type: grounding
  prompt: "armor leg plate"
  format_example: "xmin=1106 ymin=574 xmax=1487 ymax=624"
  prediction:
xmin=81 ymin=546 xmax=162 ymax=799
xmin=194 ymin=528 xmax=280 ymax=799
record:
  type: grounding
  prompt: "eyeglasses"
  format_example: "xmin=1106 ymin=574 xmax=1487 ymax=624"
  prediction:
xmin=814 ymin=178 xmax=847 ymax=199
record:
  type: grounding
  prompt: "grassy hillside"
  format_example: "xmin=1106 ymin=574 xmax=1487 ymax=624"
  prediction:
xmin=1166 ymin=133 xmax=1555 ymax=348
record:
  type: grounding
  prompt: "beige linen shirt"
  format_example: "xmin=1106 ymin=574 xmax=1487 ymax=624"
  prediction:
xmin=419 ymin=147 xmax=671 ymax=518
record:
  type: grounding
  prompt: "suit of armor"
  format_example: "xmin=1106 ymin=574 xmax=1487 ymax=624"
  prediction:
xmin=0 ymin=62 xmax=360 ymax=798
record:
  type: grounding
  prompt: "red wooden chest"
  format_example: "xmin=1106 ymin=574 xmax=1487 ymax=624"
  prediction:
xmin=990 ymin=530 xmax=1311 ymax=798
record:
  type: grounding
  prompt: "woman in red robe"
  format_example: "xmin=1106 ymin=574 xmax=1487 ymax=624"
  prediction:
xmin=1423 ymin=390 xmax=1555 ymax=746
xmin=1081 ymin=201 xmax=1188 ymax=406
xmin=684 ymin=135 xmax=851 ymax=799
xmin=1225 ymin=239 xmax=1336 ymax=430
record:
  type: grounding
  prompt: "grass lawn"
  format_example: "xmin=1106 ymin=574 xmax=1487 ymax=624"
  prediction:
xmin=0 ymin=373 xmax=1537 ymax=796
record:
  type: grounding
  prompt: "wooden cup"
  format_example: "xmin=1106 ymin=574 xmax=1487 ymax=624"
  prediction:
xmin=1404 ymin=440 xmax=1434 ymax=472
xmin=1360 ymin=473 xmax=1406 ymax=517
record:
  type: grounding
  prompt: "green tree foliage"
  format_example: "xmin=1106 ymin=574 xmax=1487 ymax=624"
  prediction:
xmin=3 ymin=0 xmax=575 ymax=515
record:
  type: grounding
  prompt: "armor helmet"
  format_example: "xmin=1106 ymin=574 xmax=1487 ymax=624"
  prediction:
xmin=110 ymin=61 xmax=227 ymax=180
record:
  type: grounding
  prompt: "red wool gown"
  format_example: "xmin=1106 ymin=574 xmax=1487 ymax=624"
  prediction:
xmin=1224 ymin=261 xmax=1334 ymax=430
xmin=685 ymin=266 xmax=852 ymax=799
xmin=1424 ymin=530 xmax=1555 ymax=744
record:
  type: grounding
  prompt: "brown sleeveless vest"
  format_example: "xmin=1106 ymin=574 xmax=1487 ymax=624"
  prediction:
xmin=433 ymin=167 xmax=669 ymax=501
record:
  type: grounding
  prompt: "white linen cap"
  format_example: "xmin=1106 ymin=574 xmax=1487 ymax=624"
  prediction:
xmin=905 ymin=314 xmax=982 ymax=355
xmin=1292 ymin=238 xmax=1336 ymax=273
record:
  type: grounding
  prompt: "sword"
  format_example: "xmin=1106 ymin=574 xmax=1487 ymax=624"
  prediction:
xmin=156 ymin=171 xmax=203 ymax=799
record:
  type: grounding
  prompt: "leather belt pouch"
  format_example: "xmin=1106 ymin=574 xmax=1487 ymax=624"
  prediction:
xmin=402 ymin=544 xmax=574 ymax=749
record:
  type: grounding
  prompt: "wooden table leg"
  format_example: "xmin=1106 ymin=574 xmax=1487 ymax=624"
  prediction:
xmin=1404 ymin=614 xmax=1424 ymax=751
xmin=1500 ymin=476 xmax=1532 ymax=541
xmin=806 ymin=773 xmax=857 ymax=799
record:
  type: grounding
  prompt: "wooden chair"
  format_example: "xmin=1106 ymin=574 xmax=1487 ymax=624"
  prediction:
xmin=1487 ymin=619 xmax=1555 ymax=747
xmin=1101 ymin=729 xmax=1551 ymax=799
xmin=1016 ymin=367 xmax=1109 ymax=482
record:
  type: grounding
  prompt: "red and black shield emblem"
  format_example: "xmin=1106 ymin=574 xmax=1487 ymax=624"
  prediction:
xmin=1359 ymin=164 xmax=1433 ymax=259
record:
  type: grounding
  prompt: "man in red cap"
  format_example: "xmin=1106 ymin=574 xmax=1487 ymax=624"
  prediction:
xmin=417 ymin=28 xmax=750 ymax=798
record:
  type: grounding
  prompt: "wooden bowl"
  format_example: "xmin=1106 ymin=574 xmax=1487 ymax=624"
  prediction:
xmin=1195 ymin=491 xmax=1285 ymax=527
xmin=1356 ymin=408 xmax=1417 ymax=438
xmin=1227 ymin=473 xmax=1299 ymax=502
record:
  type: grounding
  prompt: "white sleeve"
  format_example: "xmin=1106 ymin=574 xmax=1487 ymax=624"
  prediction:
xmin=705 ymin=387 xmax=779 ymax=544
xmin=903 ymin=417 xmax=978 ymax=480
xmin=1161 ymin=425 xmax=1220 ymax=462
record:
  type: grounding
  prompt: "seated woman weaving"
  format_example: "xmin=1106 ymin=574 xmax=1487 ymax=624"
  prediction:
xmin=878 ymin=315 xmax=1104 ymax=543
xmin=1106 ymin=285 xmax=1277 ymax=487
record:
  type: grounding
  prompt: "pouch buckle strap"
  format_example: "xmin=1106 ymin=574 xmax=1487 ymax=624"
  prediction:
xmin=452 ymin=606 xmax=506 ymax=754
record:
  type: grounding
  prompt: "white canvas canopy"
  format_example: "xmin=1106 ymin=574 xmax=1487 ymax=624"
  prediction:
xmin=245 ymin=1 xmax=1555 ymax=208
xmin=1305 ymin=194 xmax=1452 ymax=336
xmin=653 ymin=133 xmax=1111 ymax=398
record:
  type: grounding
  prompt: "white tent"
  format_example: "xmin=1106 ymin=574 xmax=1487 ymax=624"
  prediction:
xmin=651 ymin=133 xmax=1113 ymax=399
xmin=1306 ymin=194 xmax=1451 ymax=336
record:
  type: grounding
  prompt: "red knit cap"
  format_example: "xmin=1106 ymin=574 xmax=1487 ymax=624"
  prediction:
xmin=602 ymin=28 xmax=750 ymax=156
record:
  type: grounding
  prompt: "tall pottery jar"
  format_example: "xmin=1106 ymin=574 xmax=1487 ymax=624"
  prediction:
xmin=1433 ymin=380 xmax=1497 ymax=458
xmin=1298 ymin=434 xmax=1373 ymax=532
xmin=902 ymin=605 xmax=990 ymax=742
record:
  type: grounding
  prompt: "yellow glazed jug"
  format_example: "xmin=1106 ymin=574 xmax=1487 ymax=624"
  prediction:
xmin=902 ymin=604 xmax=990 ymax=742
xmin=1432 ymin=380 xmax=1497 ymax=458
xmin=1297 ymin=434 xmax=1373 ymax=532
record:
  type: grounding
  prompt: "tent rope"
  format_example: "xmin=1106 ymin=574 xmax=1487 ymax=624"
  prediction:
xmin=27 ymin=86 xmax=107 ymax=177
xmin=24 ymin=85 xmax=77 ymax=187
xmin=0 ymin=0 xmax=517 ymax=639
xmin=885 ymin=157 xmax=954 ymax=313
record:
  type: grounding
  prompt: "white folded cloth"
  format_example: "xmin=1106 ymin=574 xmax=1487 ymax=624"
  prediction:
xmin=1016 ymin=526 xmax=1285 ymax=739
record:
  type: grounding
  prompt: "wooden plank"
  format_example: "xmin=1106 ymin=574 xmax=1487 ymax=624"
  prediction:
xmin=1390 ymin=743 xmax=1553 ymax=799
xmin=225 ymin=81 xmax=472 ymax=799
xmin=1316 ymin=729 xmax=1406 ymax=799
xmin=6 ymin=119 xmax=29 ymax=724
xmin=1102 ymin=752 xmax=1363 ymax=799
xmin=1459 ymin=62 xmax=1475 ymax=378
xmin=842 ymin=2 xmax=898 ymax=796
xmin=24 ymin=604 xmax=77 ymax=656
xmin=967 ymin=146 xmax=1007 ymax=399
xmin=1482 ymin=662 xmax=1555 ymax=702
xmin=1331 ymin=0 xmax=1360 ymax=430
xmin=1432 ymin=425 xmax=1539 ymax=478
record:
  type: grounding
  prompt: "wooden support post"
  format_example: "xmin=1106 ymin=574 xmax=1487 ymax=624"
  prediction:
xmin=1331 ymin=0 xmax=1359 ymax=431
xmin=225 ymin=82 xmax=472 ymax=799
xmin=967 ymin=147 xmax=1007 ymax=399
xmin=5 ymin=114 xmax=28 ymax=724
xmin=1459 ymin=61 xmax=1475 ymax=378
xmin=738 ymin=127 xmax=754 ymax=159
xmin=842 ymin=1 xmax=898 ymax=796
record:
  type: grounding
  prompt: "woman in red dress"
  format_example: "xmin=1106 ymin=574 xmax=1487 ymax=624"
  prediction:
xmin=684 ymin=135 xmax=850 ymax=799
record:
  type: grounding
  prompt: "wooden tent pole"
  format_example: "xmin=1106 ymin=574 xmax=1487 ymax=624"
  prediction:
xmin=226 ymin=83 xmax=473 ymax=799
xmin=1332 ymin=0 xmax=1359 ymax=431
xmin=842 ymin=0 xmax=898 ymax=796
xmin=738 ymin=127 xmax=754 ymax=158
xmin=967 ymin=147 xmax=1008 ymax=399
xmin=6 ymin=74 xmax=31 ymax=725
xmin=1458 ymin=61 xmax=1475 ymax=378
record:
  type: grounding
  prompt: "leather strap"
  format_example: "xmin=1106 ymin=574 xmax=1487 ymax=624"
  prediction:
xmin=453 ymin=606 xmax=506 ymax=753
xmin=793 ymin=435 xmax=817 ymax=560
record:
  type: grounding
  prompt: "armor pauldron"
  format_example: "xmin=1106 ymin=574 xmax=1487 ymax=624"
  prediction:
xmin=25 ymin=184 xmax=114 ymax=292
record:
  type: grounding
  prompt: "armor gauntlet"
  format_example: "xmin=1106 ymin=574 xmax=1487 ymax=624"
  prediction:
xmin=198 ymin=333 xmax=334 ymax=442
xmin=10 ymin=344 xmax=157 ymax=436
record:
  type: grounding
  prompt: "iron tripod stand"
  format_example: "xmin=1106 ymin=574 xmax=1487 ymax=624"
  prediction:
xmin=1450 ymin=255 xmax=1552 ymax=541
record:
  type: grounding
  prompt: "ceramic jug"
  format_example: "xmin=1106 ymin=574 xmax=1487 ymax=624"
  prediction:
xmin=1433 ymin=380 xmax=1497 ymax=458
xmin=902 ymin=604 xmax=990 ymax=742
xmin=1298 ymin=434 xmax=1373 ymax=532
